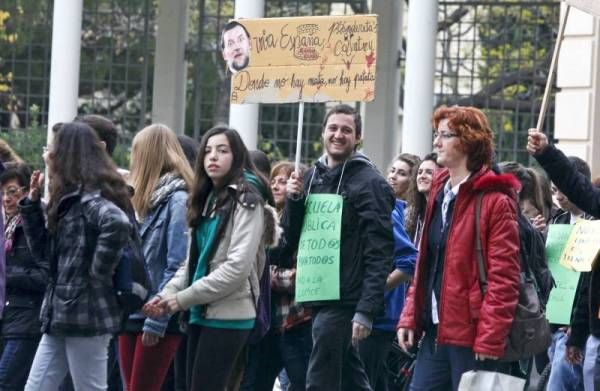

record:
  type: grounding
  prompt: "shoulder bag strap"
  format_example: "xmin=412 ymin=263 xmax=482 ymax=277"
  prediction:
xmin=475 ymin=192 xmax=488 ymax=295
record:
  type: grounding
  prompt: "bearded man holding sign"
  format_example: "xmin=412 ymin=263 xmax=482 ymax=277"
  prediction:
xmin=285 ymin=104 xmax=394 ymax=390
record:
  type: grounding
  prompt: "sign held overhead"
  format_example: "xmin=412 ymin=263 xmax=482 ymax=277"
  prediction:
xmin=222 ymin=15 xmax=378 ymax=104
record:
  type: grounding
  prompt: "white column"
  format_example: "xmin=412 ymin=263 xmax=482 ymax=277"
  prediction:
xmin=152 ymin=0 xmax=189 ymax=134
xmin=401 ymin=0 xmax=438 ymax=157
xmin=361 ymin=0 xmax=402 ymax=171
xmin=47 ymin=0 xmax=83 ymax=143
xmin=228 ymin=0 xmax=264 ymax=150
xmin=553 ymin=4 xmax=600 ymax=176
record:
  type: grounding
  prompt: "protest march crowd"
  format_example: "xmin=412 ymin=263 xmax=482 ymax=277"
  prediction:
xmin=1 ymin=102 xmax=600 ymax=391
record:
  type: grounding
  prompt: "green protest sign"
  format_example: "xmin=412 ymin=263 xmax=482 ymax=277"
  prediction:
xmin=295 ymin=194 xmax=342 ymax=302
xmin=546 ymin=224 xmax=580 ymax=325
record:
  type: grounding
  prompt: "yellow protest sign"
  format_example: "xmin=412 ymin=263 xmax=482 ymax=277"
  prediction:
xmin=222 ymin=15 xmax=378 ymax=104
xmin=559 ymin=219 xmax=600 ymax=272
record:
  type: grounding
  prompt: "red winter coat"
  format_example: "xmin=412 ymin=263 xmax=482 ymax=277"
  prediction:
xmin=397 ymin=167 xmax=521 ymax=358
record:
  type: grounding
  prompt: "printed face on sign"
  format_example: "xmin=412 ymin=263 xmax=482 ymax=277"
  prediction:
xmin=322 ymin=113 xmax=359 ymax=166
xmin=221 ymin=22 xmax=251 ymax=74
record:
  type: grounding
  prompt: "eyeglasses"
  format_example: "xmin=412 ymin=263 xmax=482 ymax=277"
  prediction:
xmin=433 ymin=131 xmax=458 ymax=140
xmin=2 ymin=186 xmax=27 ymax=199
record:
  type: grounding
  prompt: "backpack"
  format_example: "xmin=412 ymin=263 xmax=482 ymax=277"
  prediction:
xmin=82 ymin=197 xmax=150 ymax=315
xmin=247 ymin=258 xmax=271 ymax=344
xmin=113 ymin=213 xmax=151 ymax=314
xmin=474 ymin=192 xmax=552 ymax=362
xmin=516 ymin=212 xmax=555 ymax=306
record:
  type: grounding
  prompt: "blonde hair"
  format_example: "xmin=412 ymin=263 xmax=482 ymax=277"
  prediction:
xmin=129 ymin=124 xmax=194 ymax=218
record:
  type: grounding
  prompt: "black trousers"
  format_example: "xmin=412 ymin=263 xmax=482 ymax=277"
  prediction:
xmin=186 ymin=324 xmax=250 ymax=391
xmin=358 ymin=329 xmax=395 ymax=391
xmin=306 ymin=306 xmax=372 ymax=391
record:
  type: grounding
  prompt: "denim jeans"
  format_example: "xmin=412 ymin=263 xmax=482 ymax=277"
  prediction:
xmin=59 ymin=336 xmax=122 ymax=391
xmin=409 ymin=331 xmax=477 ymax=391
xmin=409 ymin=329 xmax=516 ymax=391
xmin=306 ymin=306 xmax=371 ymax=391
xmin=547 ymin=330 xmax=584 ymax=391
xmin=0 ymin=337 xmax=41 ymax=390
xmin=583 ymin=335 xmax=600 ymax=391
xmin=595 ymin=337 xmax=600 ymax=391
xmin=240 ymin=321 xmax=312 ymax=391
xmin=279 ymin=369 xmax=291 ymax=391
xmin=24 ymin=333 xmax=112 ymax=391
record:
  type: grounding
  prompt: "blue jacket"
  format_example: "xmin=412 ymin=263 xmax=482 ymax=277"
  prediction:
xmin=137 ymin=189 xmax=188 ymax=336
xmin=374 ymin=200 xmax=417 ymax=331
xmin=0 ymin=161 xmax=5 ymax=318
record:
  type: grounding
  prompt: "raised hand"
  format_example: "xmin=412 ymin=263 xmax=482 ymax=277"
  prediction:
xmin=29 ymin=170 xmax=44 ymax=202
xmin=527 ymin=128 xmax=549 ymax=155
xmin=286 ymin=170 xmax=304 ymax=198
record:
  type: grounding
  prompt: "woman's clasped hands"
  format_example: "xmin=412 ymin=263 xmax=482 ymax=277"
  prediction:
xmin=142 ymin=294 xmax=182 ymax=318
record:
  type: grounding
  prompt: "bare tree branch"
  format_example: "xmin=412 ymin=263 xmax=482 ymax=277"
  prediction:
xmin=438 ymin=7 xmax=469 ymax=32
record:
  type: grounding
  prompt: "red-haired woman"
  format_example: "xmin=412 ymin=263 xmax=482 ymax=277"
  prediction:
xmin=396 ymin=106 xmax=521 ymax=390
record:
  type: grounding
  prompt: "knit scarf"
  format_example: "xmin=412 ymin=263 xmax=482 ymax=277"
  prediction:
xmin=148 ymin=172 xmax=187 ymax=210
xmin=4 ymin=213 xmax=21 ymax=253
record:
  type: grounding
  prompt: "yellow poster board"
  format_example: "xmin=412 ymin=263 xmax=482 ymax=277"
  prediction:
xmin=225 ymin=15 xmax=378 ymax=104
xmin=559 ymin=219 xmax=600 ymax=272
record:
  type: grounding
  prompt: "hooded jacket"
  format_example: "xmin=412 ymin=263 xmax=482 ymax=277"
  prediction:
xmin=284 ymin=153 xmax=395 ymax=318
xmin=161 ymin=182 xmax=281 ymax=322
xmin=398 ymin=167 xmax=520 ymax=357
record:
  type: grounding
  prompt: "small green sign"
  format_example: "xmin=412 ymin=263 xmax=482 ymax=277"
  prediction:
xmin=546 ymin=224 xmax=580 ymax=325
xmin=295 ymin=194 xmax=343 ymax=302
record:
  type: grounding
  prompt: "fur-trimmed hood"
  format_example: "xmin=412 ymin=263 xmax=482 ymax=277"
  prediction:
xmin=263 ymin=203 xmax=282 ymax=249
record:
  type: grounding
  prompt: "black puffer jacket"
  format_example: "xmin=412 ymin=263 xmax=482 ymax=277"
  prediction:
xmin=285 ymin=153 xmax=395 ymax=318
xmin=534 ymin=145 xmax=600 ymax=347
xmin=2 ymin=219 xmax=49 ymax=337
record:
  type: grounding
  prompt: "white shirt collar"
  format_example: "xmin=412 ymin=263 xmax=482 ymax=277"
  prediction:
xmin=444 ymin=173 xmax=472 ymax=196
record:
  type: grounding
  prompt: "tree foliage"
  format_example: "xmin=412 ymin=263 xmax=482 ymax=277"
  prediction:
xmin=436 ymin=1 xmax=558 ymax=163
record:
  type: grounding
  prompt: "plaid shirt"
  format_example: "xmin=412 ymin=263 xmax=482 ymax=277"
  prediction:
xmin=270 ymin=265 xmax=311 ymax=332
xmin=19 ymin=190 xmax=130 ymax=336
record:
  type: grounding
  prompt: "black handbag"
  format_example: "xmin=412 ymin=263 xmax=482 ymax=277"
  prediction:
xmin=474 ymin=192 xmax=552 ymax=362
